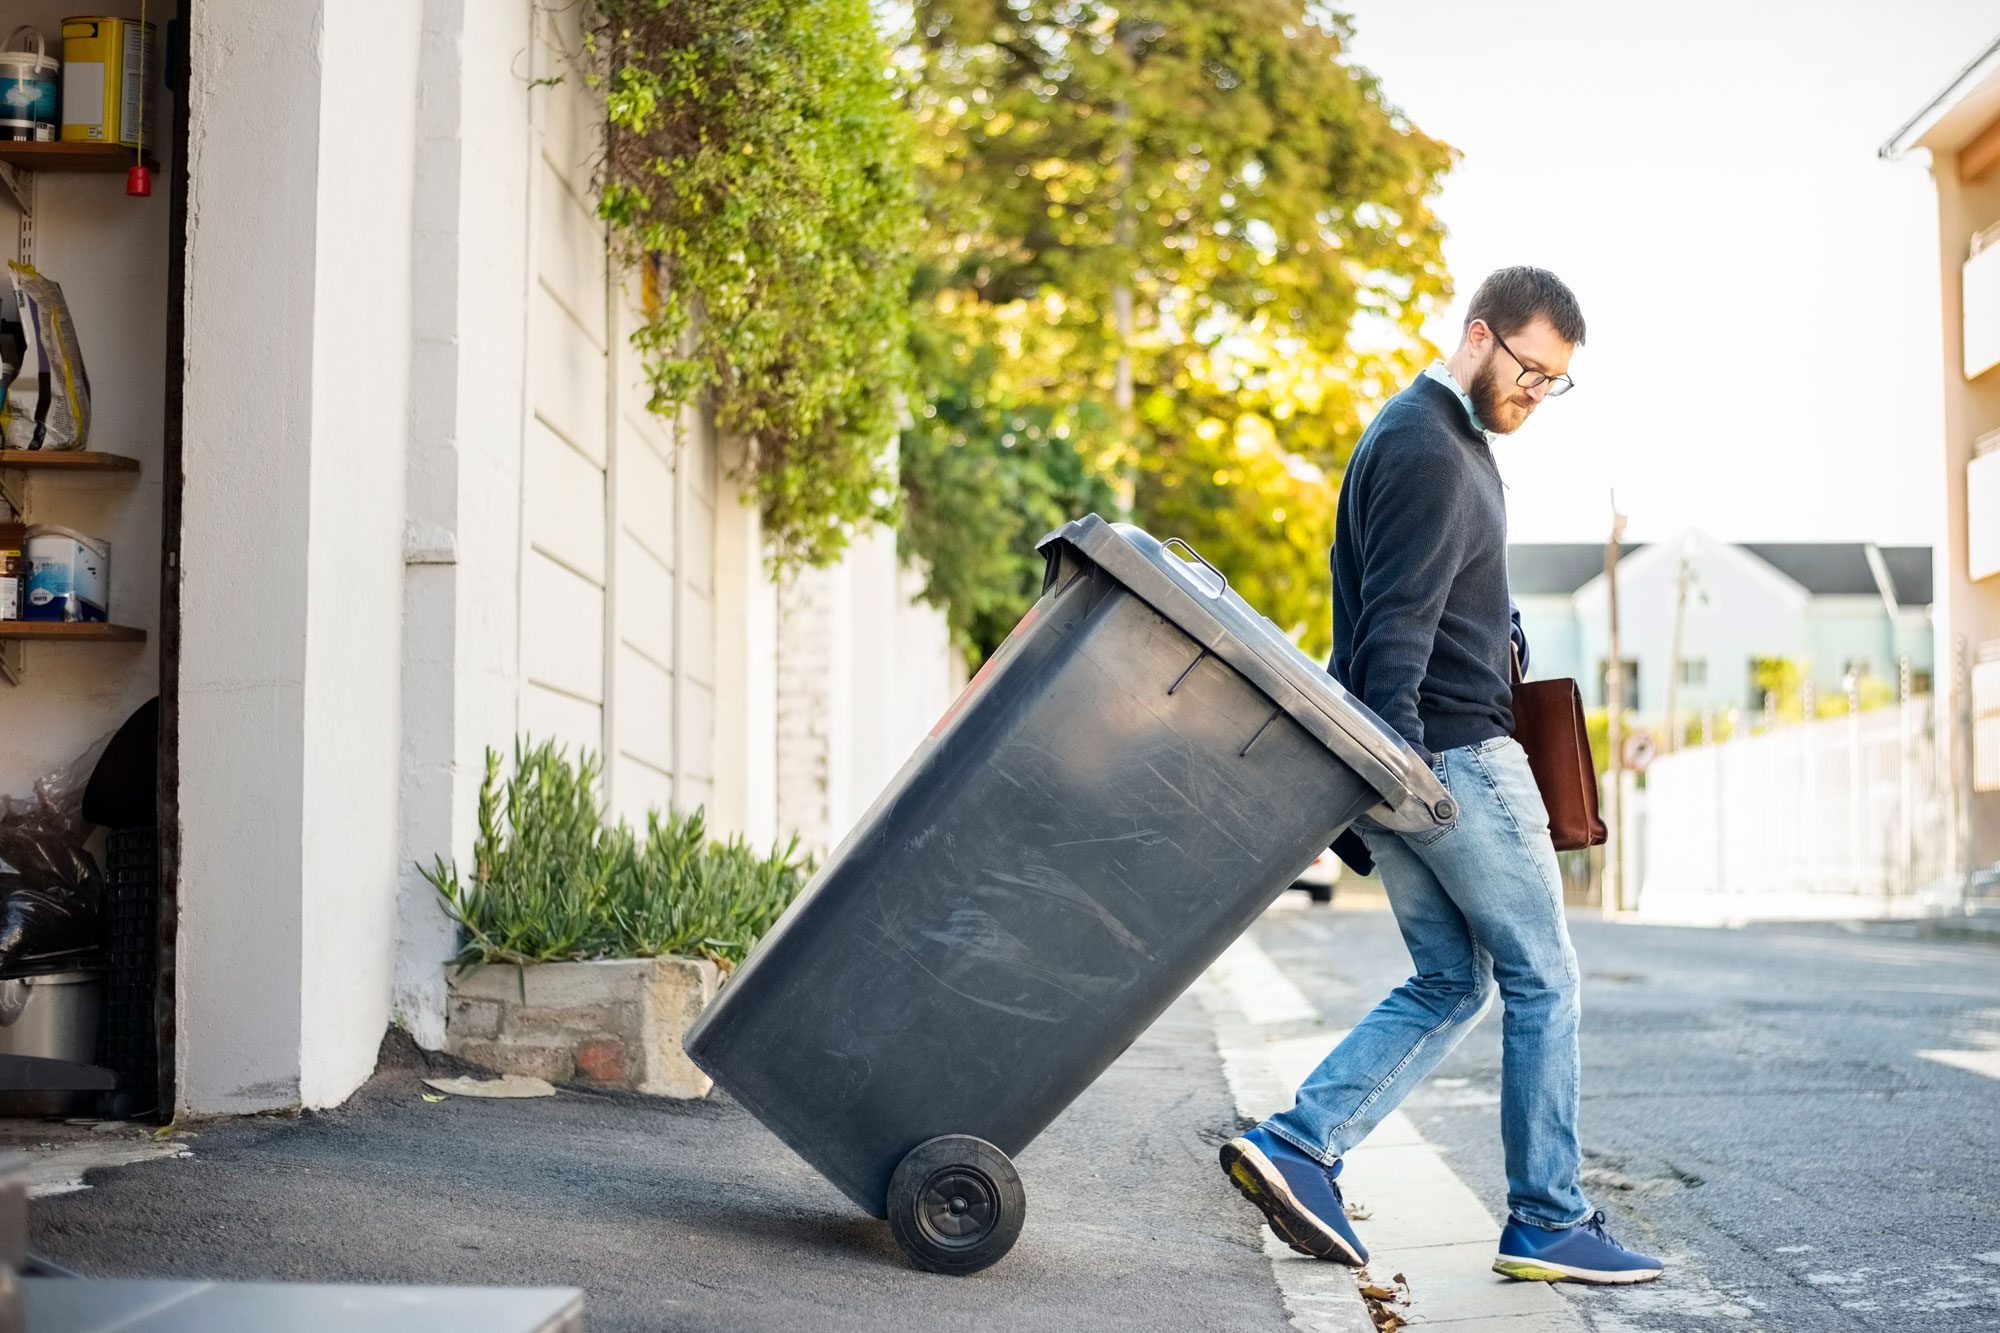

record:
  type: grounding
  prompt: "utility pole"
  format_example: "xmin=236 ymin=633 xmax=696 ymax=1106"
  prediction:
xmin=1662 ymin=541 xmax=1694 ymax=755
xmin=1605 ymin=493 xmax=1628 ymax=913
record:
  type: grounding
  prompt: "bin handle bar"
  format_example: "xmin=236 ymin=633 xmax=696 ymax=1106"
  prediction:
xmin=1162 ymin=537 xmax=1229 ymax=597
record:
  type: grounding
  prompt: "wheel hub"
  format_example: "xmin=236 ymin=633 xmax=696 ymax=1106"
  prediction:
xmin=916 ymin=1166 xmax=998 ymax=1245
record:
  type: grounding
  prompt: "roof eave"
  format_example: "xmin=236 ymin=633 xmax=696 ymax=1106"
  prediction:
xmin=1882 ymin=33 xmax=2000 ymax=160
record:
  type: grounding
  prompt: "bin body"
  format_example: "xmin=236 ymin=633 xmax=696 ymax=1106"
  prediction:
xmin=684 ymin=516 xmax=1432 ymax=1218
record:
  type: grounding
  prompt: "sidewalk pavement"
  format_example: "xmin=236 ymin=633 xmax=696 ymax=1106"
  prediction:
xmin=1198 ymin=926 xmax=1584 ymax=1333
xmin=25 ymin=1003 xmax=1301 ymax=1331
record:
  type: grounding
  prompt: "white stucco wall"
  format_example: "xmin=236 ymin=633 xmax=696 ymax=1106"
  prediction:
xmin=710 ymin=459 xmax=779 ymax=848
xmin=293 ymin=0 xmax=422 ymax=1109
xmin=775 ymin=527 xmax=968 ymax=858
xmin=393 ymin=0 xmax=534 ymax=1048
xmin=175 ymin=0 xmax=973 ymax=1097
xmin=179 ymin=0 xmax=419 ymax=1113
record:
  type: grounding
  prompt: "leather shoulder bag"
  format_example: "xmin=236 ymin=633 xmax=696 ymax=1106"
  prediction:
xmin=1509 ymin=644 xmax=1608 ymax=852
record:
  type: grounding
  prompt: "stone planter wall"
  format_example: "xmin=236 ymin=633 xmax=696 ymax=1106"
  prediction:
xmin=444 ymin=957 xmax=721 ymax=1099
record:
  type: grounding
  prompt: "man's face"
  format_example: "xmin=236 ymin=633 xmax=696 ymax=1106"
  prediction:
xmin=1467 ymin=316 xmax=1574 ymax=435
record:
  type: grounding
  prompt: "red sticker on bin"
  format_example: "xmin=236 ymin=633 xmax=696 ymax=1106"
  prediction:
xmin=928 ymin=606 xmax=1039 ymax=737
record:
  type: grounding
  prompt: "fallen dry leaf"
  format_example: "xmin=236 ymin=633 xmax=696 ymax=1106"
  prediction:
xmin=1344 ymin=1201 xmax=1373 ymax=1220
xmin=1360 ymin=1285 xmax=1397 ymax=1301
xmin=421 ymin=1075 xmax=556 ymax=1099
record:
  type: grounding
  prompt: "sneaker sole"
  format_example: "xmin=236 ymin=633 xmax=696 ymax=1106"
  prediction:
xmin=1493 ymin=1256 xmax=1665 ymax=1285
xmin=1219 ymin=1138 xmax=1366 ymax=1266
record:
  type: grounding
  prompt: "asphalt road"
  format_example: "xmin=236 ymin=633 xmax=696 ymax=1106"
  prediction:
xmin=1252 ymin=890 xmax=2000 ymax=1332
xmin=30 ymin=999 xmax=1281 ymax=1332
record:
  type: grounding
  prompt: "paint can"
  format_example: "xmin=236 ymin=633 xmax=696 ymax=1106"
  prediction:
xmin=0 ymin=520 xmax=24 ymax=620
xmin=59 ymin=16 xmax=153 ymax=151
xmin=0 ymin=28 xmax=60 ymax=143
xmin=24 ymin=523 xmax=109 ymax=623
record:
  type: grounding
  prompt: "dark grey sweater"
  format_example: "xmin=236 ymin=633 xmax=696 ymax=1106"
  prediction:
xmin=1329 ymin=373 xmax=1528 ymax=765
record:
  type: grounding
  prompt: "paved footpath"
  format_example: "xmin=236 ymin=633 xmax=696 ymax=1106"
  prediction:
xmin=28 ymin=998 xmax=1293 ymax=1331
xmin=25 ymin=890 xmax=1999 ymax=1330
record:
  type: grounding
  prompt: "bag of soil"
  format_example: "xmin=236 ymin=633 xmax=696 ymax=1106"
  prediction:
xmin=2 ymin=261 xmax=90 ymax=451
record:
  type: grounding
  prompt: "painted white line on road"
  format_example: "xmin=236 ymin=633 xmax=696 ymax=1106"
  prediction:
xmin=1210 ymin=935 xmax=1322 ymax=1027
xmin=1195 ymin=969 xmax=1373 ymax=1333
xmin=1919 ymin=1009 xmax=2000 ymax=1081
xmin=1919 ymin=1047 xmax=2000 ymax=1081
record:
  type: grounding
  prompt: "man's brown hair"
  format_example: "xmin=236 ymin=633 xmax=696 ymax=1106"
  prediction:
xmin=1463 ymin=267 xmax=1586 ymax=346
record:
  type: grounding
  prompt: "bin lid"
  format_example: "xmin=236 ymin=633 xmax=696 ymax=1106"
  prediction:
xmin=1037 ymin=515 xmax=1452 ymax=830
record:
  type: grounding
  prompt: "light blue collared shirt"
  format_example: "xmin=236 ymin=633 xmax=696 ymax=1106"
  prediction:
xmin=1422 ymin=359 xmax=1491 ymax=440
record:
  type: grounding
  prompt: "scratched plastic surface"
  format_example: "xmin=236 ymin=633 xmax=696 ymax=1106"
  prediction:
xmin=684 ymin=516 xmax=1420 ymax=1218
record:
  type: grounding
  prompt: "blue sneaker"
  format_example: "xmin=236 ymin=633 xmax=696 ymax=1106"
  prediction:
xmin=1494 ymin=1210 xmax=1665 ymax=1284
xmin=1219 ymin=1125 xmax=1368 ymax=1265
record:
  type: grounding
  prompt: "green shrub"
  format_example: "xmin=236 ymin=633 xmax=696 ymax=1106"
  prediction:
xmin=424 ymin=739 xmax=810 ymax=968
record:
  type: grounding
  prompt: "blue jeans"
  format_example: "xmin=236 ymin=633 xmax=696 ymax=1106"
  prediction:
xmin=1263 ymin=735 xmax=1591 ymax=1230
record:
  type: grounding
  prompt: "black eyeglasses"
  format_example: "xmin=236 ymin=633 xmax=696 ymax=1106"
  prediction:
xmin=1485 ymin=323 xmax=1575 ymax=397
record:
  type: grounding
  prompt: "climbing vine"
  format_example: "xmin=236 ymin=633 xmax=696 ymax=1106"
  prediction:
xmin=591 ymin=0 xmax=921 ymax=567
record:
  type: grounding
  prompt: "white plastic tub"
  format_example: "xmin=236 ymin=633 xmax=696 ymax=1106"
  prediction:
xmin=24 ymin=523 xmax=109 ymax=622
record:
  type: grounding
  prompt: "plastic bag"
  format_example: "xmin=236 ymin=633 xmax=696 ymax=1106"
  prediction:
xmin=2 ymin=261 xmax=90 ymax=452
xmin=0 ymin=744 xmax=105 ymax=974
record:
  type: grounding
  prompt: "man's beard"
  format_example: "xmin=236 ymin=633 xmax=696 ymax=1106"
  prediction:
xmin=1467 ymin=355 xmax=1521 ymax=435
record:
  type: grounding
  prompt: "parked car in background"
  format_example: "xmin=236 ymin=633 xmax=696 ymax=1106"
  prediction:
xmin=1290 ymin=846 xmax=1342 ymax=904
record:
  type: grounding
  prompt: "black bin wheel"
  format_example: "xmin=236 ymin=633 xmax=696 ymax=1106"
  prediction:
xmin=886 ymin=1135 xmax=1025 ymax=1275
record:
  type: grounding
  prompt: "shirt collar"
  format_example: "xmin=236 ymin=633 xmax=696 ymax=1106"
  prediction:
xmin=1422 ymin=360 xmax=1492 ymax=440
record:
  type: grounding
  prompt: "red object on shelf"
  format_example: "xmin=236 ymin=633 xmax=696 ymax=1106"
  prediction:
xmin=125 ymin=163 xmax=151 ymax=197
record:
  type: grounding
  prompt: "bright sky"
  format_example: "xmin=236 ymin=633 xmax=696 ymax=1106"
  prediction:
xmin=1335 ymin=0 xmax=1999 ymax=546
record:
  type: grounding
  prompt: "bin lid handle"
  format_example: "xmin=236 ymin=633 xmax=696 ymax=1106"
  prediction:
xmin=1161 ymin=536 xmax=1228 ymax=598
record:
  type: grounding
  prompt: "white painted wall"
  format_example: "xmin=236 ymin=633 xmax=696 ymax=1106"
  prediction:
xmin=393 ymin=0 xmax=534 ymax=1048
xmin=176 ymin=0 xmax=971 ymax=1099
xmin=518 ymin=0 xmax=610 ymax=763
xmin=775 ymin=526 xmax=968 ymax=857
xmin=179 ymin=0 xmax=419 ymax=1113
xmin=0 ymin=0 xmax=170 ymax=806
xmin=709 ymin=457 xmax=779 ymax=848
xmin=295 ymin=0 xmax=421 ymax=1108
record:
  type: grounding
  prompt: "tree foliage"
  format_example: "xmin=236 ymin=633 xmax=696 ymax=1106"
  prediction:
xmin=898 ymin=0 xmax=1454 ymax=658
xmin=594 ymin=0 xmax=921 ymax=567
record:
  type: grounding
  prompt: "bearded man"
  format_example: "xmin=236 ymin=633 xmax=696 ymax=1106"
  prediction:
xmin=1219 ymin=267 xmax=1665 ymax=1287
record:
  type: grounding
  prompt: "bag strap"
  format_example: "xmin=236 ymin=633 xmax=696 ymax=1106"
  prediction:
xmin=1509 ymin=638 xmax=1524 ymax=688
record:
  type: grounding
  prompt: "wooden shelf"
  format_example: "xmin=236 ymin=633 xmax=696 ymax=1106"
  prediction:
xmin=0 ymin=142 xmax=157 ymax=174
xmin=0 ymin=450 xmax=140 ymax=473
xmin=0 ymin=622 xmax=145 ymax=643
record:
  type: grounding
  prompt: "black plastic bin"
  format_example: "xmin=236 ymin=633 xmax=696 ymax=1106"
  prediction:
xmin=683 ymin=515 xmax=1451 ymax=1273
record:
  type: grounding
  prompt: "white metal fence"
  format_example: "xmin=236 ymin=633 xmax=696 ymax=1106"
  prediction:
xmin=1632 ymin=697 xmax=1960 ymax=922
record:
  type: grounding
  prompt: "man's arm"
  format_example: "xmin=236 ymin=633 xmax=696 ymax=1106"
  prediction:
xmin=1510 ymin=600 xmax=1530 ymax=677
xmin=1345 ymin=434 xmax=1472 ymax=766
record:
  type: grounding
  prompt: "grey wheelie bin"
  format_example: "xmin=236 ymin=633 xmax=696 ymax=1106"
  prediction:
xmin=682 ymin=514 xmax=1452 ymax=1274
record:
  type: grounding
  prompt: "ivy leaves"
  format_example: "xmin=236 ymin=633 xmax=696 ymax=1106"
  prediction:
xmin=597 ymin=0 xmax=921 ymax=568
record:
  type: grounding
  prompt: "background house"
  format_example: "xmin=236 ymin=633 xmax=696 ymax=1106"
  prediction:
xmin=1883 ymin=36 xmax=2000 ymax=900
xmin=1511 ymin=534 xmax=1933 ymax=719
